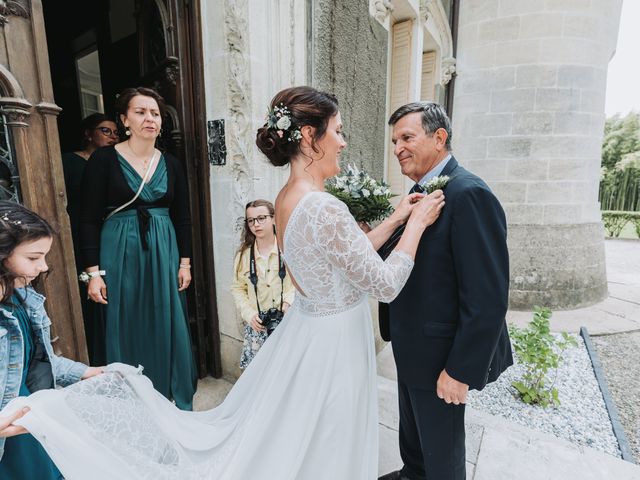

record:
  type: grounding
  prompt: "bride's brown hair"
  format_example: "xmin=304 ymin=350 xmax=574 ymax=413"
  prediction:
xmin=256 ymin=86 xmax=339 ymax=167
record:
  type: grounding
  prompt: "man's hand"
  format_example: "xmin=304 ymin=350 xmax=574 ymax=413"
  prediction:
xmin=0 ymin=407 xmax=29 ymax=438
xmin=436 ymin=369 xmax=469 ymax=405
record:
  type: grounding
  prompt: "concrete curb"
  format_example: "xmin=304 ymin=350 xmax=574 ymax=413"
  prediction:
xmin=581 ymin=326 xmax=636 ymax=464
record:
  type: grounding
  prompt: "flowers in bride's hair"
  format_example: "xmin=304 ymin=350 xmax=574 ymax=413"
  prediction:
xmin=265 ymin=103 xmax=302 ymax=143
xmin=325 ymin=164 xmax=396 ymax=223
xmin=276 ymin=116 xmax=291 ymax=130
xmin=420 ymin=175 xmax=450 ymax=194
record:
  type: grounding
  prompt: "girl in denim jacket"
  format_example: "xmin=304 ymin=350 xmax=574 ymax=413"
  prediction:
xmin=0 ymin=201 xmax=103 ymax=479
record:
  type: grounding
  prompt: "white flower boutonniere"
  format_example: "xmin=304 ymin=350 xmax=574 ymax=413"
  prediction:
xmin=421 ymin=175 xmax=450 ymax=194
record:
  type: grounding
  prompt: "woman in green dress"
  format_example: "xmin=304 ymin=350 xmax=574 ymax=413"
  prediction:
xmin=62 ymin=113 xmax=118 ymax=366
xmin=79 ymin=87 xmax=197 ymax=410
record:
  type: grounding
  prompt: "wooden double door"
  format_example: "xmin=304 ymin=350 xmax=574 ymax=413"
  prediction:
xmin=0 ymin=0 xmax=221 ymax=377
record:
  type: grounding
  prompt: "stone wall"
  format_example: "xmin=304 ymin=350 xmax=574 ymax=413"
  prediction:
xmin=452 ymin=0 xmax=622 ymax=309
xmin=312 ymin=0 xmax=389 ymax=180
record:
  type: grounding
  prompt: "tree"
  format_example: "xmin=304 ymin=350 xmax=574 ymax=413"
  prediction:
xmin=601 ymin=111 xmax=640 ymax=171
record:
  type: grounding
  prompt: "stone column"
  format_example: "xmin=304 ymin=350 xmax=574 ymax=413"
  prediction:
xmin=452 ymin=0 xmax=622 ymax=309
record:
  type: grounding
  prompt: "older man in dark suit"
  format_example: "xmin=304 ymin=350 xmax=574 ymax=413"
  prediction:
xmin=378 ymin=102 xmax=513 ymax=480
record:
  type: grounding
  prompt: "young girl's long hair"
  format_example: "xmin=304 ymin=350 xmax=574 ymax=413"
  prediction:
xmin=235 ymin=200 xmax=276 ymax=274
xmin=0 ymin=201 xmax=55 ymax=303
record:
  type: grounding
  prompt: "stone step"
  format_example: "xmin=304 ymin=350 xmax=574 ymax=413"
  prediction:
xmin=377 ymin=375 xmax=640 ymax=480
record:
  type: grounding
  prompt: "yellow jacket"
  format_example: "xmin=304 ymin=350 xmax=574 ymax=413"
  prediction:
xmin=231 ymin=240 xmax=295 ymax=324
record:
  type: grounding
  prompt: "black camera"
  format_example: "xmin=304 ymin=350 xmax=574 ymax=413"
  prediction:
xmin=258 ymin=307 xmax=284 ymax=336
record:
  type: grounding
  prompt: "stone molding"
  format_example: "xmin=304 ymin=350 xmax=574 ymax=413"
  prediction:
xmin=371 ymin=0 xmax=393 ymax=28
xmin=35 ymin=101 xmax=62 ymax=116
xmin=0 ymin=98 xmax=32 ymax=127
xmin=374 ymin=0 xmax=393 ymax=21
xmin=421 ymin=0 xmax=456 ymax=85
xmin=0 ymin=0 xmax=29 ymax=26
xmin=0 ymin=66 xmax=32 ymax=127
xmin=223 ymin=0 xmax=253 ymax=233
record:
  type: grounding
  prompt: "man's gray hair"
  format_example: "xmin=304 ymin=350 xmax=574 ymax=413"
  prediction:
xmin=388 ymin=102 xmax=452 ymax=150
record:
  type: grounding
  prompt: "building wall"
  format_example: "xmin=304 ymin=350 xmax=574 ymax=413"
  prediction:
xmin=452 ymin=0 xmax=622 ymax=308
xmin=312 ymin=0 xmax=389 ymax=180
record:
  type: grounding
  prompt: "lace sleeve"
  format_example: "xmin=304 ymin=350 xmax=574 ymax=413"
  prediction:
xmin=315 ymin=195 xmax=414 ymax=303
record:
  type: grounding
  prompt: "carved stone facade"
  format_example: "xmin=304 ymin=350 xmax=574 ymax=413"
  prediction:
xmin=0 ymin=0 xmax=30 ymax=26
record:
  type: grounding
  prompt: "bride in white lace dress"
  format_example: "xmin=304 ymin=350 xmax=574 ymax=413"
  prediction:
xmin=1 ymin=86 xmax=444 ymax=479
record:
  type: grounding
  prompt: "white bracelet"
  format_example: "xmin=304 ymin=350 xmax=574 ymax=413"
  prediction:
xmin=79 ymin=270 xmax=105 ymax=283
xmin=179 ymin=264 xmax=191 ymax=269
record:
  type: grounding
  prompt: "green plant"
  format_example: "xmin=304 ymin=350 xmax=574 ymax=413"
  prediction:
xmin=601 ymin=211 xmax=633 ymax=237
xmin=509 ymin=307 xmax=578 ymax=407
xmin=632 ymin=215 xmax=640 ymax=238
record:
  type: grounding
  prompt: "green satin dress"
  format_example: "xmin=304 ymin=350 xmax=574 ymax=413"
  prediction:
xmin=100 ymin=153 xmax=197 ymax=410
xmin=0 ymin=295 xmax=62 ymax=479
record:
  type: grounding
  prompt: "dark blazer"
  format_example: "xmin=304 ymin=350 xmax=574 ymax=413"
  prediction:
xmin=379 ymin=157 xmax=513 ymax=391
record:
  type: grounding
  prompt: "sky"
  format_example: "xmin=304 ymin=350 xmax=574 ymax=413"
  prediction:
xmin=604 ymin=0 xmax=640 ymax=117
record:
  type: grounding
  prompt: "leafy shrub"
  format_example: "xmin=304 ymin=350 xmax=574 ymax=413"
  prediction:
xmin=509 ymin=307 xmax=577 ymax=407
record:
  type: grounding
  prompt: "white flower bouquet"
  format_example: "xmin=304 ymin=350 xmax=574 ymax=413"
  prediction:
xmin=325 ymin=164 xmax=396 ymax=223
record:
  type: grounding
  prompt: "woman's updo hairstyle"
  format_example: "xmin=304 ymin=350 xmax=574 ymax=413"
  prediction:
xmin=256 ymin=86 xmax=339 ymax=167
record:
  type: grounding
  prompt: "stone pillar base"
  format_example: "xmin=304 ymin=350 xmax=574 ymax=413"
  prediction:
xmin=508 ymin=223 xmax=608 ymax=310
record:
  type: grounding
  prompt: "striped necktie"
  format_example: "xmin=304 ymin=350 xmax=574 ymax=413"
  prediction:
xmin=409 ymin=183 xmax=425 ymax=194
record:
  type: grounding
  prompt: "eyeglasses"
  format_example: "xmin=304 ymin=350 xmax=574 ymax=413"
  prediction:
xmin=246 ymin=214 xmax=273 ymax=226
xmin=96 ymin=127 xmax=118 ymax=137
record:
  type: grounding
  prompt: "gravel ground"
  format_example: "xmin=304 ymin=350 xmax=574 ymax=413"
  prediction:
xmin=591 ymin=331 xmax=640 ymax=463
xmin=467 ymin=334 xmax=621 ymax=458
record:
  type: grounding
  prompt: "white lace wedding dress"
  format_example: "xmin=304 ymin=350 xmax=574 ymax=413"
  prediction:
xmin=3 ymin=192 xmax=414 ymax=479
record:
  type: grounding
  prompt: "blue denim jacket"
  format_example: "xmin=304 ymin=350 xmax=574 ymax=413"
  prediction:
xmin=0 ymin=286 xmax=87 ymax=460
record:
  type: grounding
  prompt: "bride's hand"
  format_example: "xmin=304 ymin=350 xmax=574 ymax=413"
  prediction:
xmin=390 ymin=192 xmax=425 ymax=224
xmin=408 ymin=190 xmax=445 ymax=229
xmin=0 ymin=408 xmax=29 ymax=438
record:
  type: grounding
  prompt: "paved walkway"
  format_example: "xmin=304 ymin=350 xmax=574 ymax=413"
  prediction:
xmin=195 ymin=238 xmax=640 ymax=478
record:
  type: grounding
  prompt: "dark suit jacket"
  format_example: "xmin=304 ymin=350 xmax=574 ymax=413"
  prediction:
xmin=379 ymin=157 xmax=513 ymax=391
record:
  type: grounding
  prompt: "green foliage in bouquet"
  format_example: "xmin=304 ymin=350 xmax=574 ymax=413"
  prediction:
xmin=509 ymin=307 xmax=577 ymax=408
xmin=325 ymin=164 xmax=396 ymax=223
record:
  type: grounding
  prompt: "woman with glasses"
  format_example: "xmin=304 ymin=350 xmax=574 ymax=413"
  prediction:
xmin=78 ymin=87 xmax=197 ymax=410
xmin=62 ymin=113 xmax=118 ymax=365
xmin=231 ymin=199 xmax=294 ymax=369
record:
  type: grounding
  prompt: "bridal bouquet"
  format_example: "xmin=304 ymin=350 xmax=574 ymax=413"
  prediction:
xmin=325 ymin=164 xmax=396 ymax=223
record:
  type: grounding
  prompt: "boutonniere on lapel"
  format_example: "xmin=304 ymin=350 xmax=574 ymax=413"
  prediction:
xmin=420 ymin=175 xmax=450 ymax=194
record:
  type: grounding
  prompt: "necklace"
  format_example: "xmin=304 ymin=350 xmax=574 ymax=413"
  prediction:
xmin=126 ymin=140 xmax=154 ymax=171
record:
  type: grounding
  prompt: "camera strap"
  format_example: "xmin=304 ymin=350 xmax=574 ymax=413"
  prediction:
xmin=249 ymin=241 xmax=286 ymax=313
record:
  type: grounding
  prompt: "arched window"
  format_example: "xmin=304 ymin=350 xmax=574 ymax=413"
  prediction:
xmin=0 ymin=107 xmax=21 ymax=202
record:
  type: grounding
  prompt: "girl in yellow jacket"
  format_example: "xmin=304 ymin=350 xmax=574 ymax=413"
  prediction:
xmin=231 ymin=200 xmax=294 ymax=369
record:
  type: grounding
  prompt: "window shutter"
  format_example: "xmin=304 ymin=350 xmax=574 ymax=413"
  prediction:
xmin=386 ymin=20 xmax=413 ymax=202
